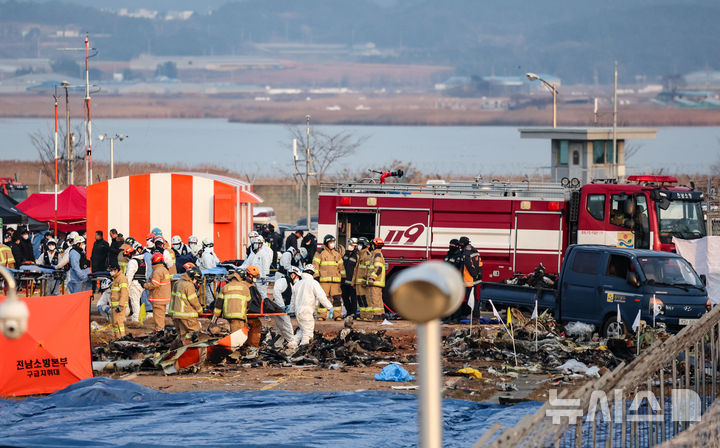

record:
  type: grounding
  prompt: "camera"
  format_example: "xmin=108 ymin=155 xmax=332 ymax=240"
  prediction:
xmin=0 ymin=296 xmax=29 ymax=339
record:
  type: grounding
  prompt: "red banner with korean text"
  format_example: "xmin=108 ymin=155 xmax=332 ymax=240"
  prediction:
xmin=0 ymin=291 xmax=92 ymax=396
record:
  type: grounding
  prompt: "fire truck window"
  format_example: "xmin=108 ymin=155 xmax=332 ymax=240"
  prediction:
xmin=610 ymin=195 xmax=633 ymax=228
xmin=586 ymin=194 xmax=605 ymax=221
xmin=605 ymin=254 xmax=634 ymax=279
xmin=571 ymin=251 xmax=602 ymax=275
xmin=633 ymin=196 xmax=650 ymax=249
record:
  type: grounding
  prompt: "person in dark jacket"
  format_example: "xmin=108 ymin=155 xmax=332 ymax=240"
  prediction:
xmin=91 ymin=230 xmax=110 ymax=272
xmin=17 ymin=229 xmax=34 ymax=265
xmin=108 ymin=229 xmax=123 ymax=262
xmin=284 ymin=230 xmax=303 ymax=252
xmin=8 ymin=233 xmax=23 ymax=265
xmin=443 ymin=239 xmax=463 ymax=270
xmin=263 ymin=224 xmax=283 ymax=269
xmin=341 ymin=238 xmax=359 ymax=319
xmin=301 ymin=233 xmax=317 ymax=264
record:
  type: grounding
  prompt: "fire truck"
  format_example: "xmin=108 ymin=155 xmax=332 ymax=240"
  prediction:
xmin=317 ymin=175 xmax=706 ymax=285
xmin=0 ymin=177 xmax=28 ymax=203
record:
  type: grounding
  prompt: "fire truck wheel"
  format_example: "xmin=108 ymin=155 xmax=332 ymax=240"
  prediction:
xmin=601 ymin=315 xmax=626 ymax=339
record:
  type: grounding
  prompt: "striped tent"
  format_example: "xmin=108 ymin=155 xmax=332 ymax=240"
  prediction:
xmin=87 ymin=173 xmax=262 ymax=261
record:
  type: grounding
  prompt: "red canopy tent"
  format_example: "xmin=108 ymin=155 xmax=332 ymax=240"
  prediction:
xmin=17 ymin=185 xmax=86 ymax=232
xmin=0 ymin=291 xmax=92 ymax=396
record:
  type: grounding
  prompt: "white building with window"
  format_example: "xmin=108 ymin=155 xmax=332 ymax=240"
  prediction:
xmin=518 ymin=127 xmax=657 ymax=184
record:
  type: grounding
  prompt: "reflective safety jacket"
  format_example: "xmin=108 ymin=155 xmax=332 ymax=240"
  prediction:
xmin=367 ymin=249 xmax=386 ymax=287
xmin=213 ymin=273 xmax=251 ymax=320
xmin=117 ymin=243 xmax=130 ymax=272
xmin=169 ymin=273 xmax=202 ymax=318
xmin=353 ymin=248 xmax=371 ymax=287
xmin=145 ymin=263 xmax=172 ymax=304
xmin=110 ymin=271 xmax=129 ymax=308
xmin=0 ymin=244 xmax=15 ymax=267
xmin=462 ymin=244 xmax=483 ymax=287
xmin=313 ymin=247 xmax=345 ymax=283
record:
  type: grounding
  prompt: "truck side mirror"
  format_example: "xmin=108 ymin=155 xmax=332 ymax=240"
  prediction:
xmin=626 ymin=272 xmax=640 ymax=288
xmin=700 ymin=274 xmax=707 ymax=286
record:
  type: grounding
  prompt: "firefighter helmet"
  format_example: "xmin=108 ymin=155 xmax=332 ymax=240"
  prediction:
xmin=125 ymin=236 xmax=136 ymax=246
xmin=458 ymin=236 xmax=470 ymax=247
xmin=358 ymin=237 xmax=369 ymax=247
xmin=245 ymin=265 xmax=260 ymax=279
xmin=323 ymin=234 xmax=335 ymax=245
xmin=372 ymin=237 xmax=384 ymax=248
xmin=123 ymin=245 xmax=136 ymax=256
xmin=202 ymin=237 xmax=213 ymax=248
xmin=151 ymin=252 xmax=164 ymax=264
xmin=151 ymin=227 xmax=163 ymax=236
xmin=185 ymin=265 xmax=202 ymax=281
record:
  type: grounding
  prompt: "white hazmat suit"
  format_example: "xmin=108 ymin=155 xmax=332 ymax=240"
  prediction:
xmin=288 ymin=272 xmax=333 ymax=348
xmin=271 ymin=273 xmax=296 ymax=346
xmin=241 ymin=240 xmax=273 ymax=298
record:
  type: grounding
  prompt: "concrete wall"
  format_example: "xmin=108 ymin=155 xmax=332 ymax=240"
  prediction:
xmin=253 ymin=184 xmax=320 ymax=225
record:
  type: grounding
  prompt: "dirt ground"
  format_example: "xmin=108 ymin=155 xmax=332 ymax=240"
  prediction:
xmin=91 ymin=313 xmax=587 ymax=404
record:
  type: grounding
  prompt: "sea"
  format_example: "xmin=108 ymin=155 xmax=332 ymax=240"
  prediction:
xmin=0 ymin=118 xmax=718 ymax=177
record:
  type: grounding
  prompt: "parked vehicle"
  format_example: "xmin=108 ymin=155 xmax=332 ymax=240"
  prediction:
xmin=479 ymin=244 xmax=710 ymax=336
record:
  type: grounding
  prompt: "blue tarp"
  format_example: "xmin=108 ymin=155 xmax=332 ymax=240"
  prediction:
xmin=0 ymin=377 xmax=542 ymax=447
xmin=374 ymin=363 xmax=416 ymax=382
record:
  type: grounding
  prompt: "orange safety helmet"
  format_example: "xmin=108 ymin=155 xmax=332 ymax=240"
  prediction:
xmin=123 ymin=245 xmax=136 ymax=256
xmin=245 ymin=265 xmax=260 ymax=279
xmin=372 ymin=237 xmax=384 ymax=248
xmin=151 ymin=252 xmax=164 ymax=264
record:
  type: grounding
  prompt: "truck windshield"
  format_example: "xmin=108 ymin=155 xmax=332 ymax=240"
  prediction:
xmin=637 ymin=256 xmax=704 ymax=289
xmin=656 ymin=200 xmax=706 ymax=243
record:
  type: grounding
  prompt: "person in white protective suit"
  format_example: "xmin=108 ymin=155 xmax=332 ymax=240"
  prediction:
xmin=241 ymin=237 xmax=273 ymax=298
xmin=271 ymin=266 xmax=301 ymax=347
xmin=197 ymin=237 xmax=220 ymax=270
xmin=287 ymin=264 xmax=333 ymax=351
xmin=187 ymin=235 xmax=200 ymax=257
xmin=124 ymin=243 xmax=147 ymax=324
xmin=279 ymin=246 xmax=307 ymax=275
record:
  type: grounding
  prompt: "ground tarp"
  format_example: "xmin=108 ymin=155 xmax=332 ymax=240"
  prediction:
xmin=0 ymin=291 xmax=92 ymax=396
xmin=0 ymin=377 xmax=542 ymax=447
xmin=16 ymin=185 xmax=86 ymax=232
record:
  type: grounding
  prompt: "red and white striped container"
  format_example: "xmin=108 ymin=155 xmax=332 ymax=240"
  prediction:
xmin=87 ymin=172 xmax=262 ymax=261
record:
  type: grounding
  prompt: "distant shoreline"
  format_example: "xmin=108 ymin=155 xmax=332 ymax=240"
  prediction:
xmin=2 ymin=94 xmax=720 ymax=127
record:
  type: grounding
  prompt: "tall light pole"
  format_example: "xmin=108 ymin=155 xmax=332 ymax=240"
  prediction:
xmin=305 ymin=115 xmax=313 ymax=232
xmin=526 ymin=72 xmax=558 ymax=128
xmin=61 ymin=81 xmax=74 ymax=185
xmin=53 ymin=87 xmax=59 ymax=236
xmin=98 ymin=134 xmax=126 ymax=180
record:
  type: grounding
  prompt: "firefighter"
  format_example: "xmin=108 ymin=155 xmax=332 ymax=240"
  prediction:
xmin=169 ymin=263 xmax=203 ymax=341
xmin=287 ymin=264 xmax=333 ymax=351
xmin=211 ymin=266 xmax=251 ymax=333
xmin=144 ymin=252 xmax=171 ymax=331
xmin=366 ymin=237 xmax=386 ymax=321
xmin=243 ymin=265 xmax=264 ymax=348
xmin=444 ymin=239 xmax=463 ymax=270
xmin=341 ymin=237 xmax=359 ymax=319
xmin=458 ymin=236 xmax=483 ymax=319
xmin=117 ymin=237 xmax=135 ymax=273
xmin=124 ymin=243 xmax=146 ymax=325
xmin=312 ymin=234 xmax=345 ymax=321
xmin=0 ymin=234 xmax=16 ymax=268
xmin=108 ymin=263 xmax=129 ymax=339
xmin=353 ymin=237 xmax=371 ymax=321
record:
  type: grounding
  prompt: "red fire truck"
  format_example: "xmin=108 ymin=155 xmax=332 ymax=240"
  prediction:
xmin=317 ymin=175 xmax=706 ymax=284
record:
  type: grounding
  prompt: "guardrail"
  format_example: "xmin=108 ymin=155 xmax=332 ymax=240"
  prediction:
xmin=478 ymin=305 xmax=720 ymax=447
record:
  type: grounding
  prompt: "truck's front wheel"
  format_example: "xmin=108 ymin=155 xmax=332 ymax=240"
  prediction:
xmin=601 ymin=315 xmax=626 ymax=339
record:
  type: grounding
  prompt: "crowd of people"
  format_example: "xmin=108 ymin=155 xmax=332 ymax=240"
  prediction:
xmin=0 ymin=222 xmax=392 ymax=353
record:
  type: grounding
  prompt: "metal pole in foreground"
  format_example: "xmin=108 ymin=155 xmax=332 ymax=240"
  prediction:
xmin=418 ymin=320 xmax=443 ymax=448
xmin=305 ymin=114 xmax=312 ymax=233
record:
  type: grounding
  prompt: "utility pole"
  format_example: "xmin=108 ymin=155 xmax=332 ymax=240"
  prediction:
xmin=61 ymin=81 xmax=73 ymax=185
xmin=292 ymin=116 xmax=315 ymax=232
xmin=53 ymin=88 xmax=59 ymax=236
xmin=612 ymin=61 xmax=618 ymax=180
xmin=84 ymin=33 xmax=93 ymax=186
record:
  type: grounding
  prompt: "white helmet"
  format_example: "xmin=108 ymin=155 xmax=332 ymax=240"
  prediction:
xmin=298 ymin=247 xmax=308 ymax=259
xmin=188 ymin=235 xmax=198 ymax=244
xmin=171 ymin=235 xmax=182 ymax=246
xmin=74 ymin=236 xmax=85 ymax=244
xmin=252 ymin=237 xmax=263 ymax=245
xmin=302 ymin=264 xmax=315 ymax=275
xmin=67 ymin=231 xmax=79 ymax=244
xmin=248 ymin=231 xmax=260 ymax=239
xmin=202 ymin=237 xmax=213 ymax=248
xmin=290 ymin=266 xmax=302 ymax=276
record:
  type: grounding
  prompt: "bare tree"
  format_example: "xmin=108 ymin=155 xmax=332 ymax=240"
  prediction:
xmin=624 ymin=143 xmax=644 ymax=161
xmin=287 ymin=126 xmax=368 ymax=181
xmin=29 ymin=125 xmax=84 ymax=186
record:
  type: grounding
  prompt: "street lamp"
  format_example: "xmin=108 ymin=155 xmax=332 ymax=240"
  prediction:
xmin=390 ymin=262 xmax=464 ymax=448
xmin=526 ymin=72 xmax=558 ymax=128
xmin=0 ymin=265 xmax=29 ymax=339
xmin=98 ymin=134 xmax=127 ymax=179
